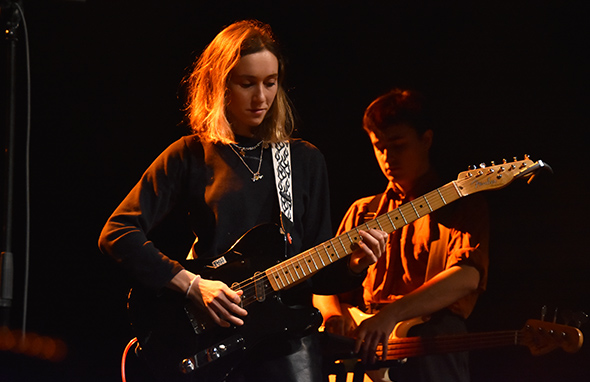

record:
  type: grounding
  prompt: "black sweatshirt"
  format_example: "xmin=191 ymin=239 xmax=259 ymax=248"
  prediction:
xmin=99 ymin=135 xmax=363 ymax=307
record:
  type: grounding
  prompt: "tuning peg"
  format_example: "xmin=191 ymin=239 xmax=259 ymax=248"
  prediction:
xmin=524 ymin=154 xmax=530 ymax=160
xmin=560 ymin=308 xmax=574 ymax=326
xmin=490 ymin=161 xmax=496 ymax=166
xmin=541 ymin=305 xmax=548 ymax=321
xmin=573 ymin=311 xmax=588 ymax=328
xmin=479 ymin=163 xmax=486 ymax=168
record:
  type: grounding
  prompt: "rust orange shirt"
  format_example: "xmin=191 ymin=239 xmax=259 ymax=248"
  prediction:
xmin=336 ymin=171 xmax=489 ymax=319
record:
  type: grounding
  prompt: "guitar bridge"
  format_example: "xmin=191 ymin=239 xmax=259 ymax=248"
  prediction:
xmin=179 ymin=334 xmax=245 ymax=374
xmin=184 ymin=303 xmax=211 ymax=335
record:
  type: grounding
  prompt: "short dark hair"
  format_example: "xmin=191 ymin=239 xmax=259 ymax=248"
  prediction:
xmin=363 ymin=89 xmax=432 ymax=136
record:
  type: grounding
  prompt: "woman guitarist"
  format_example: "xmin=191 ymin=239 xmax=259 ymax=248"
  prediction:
xmin=99 ymin=20 xmax=387 ymax=382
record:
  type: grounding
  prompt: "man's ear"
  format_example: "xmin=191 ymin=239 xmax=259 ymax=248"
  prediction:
xmin=421 ymin=129 xmax=434 ymax=150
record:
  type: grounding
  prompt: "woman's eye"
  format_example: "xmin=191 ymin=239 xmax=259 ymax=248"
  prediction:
xmin=265 ymin=82 xmax=277 ymax=88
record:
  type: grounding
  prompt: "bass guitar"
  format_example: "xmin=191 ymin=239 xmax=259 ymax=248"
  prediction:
xmin=128 ymin=157 xmax=550 ymax=381
xmin=325 ymin=305 xmax=584 ymax=382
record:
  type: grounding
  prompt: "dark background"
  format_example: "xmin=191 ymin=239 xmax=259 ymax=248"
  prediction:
xmin=1 ymin=0 xmax=588 ymax=381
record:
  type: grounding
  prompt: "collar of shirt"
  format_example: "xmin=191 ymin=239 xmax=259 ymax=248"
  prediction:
xmin=384 ymin=168 xmax=440 ymax=202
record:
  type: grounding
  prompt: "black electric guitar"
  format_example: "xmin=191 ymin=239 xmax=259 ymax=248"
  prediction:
xmin=127 ymin=157 xmax=550 ymax=381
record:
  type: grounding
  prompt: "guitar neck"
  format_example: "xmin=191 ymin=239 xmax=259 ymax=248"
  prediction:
xmin=264 ymin=157 xmax=545 ymax=292
xmin=265 ymin=181 xmax=464 ymax=291
xmin=378 ymin=317 xmax=584 ymax=360
xmin=378 ymin=329 xmax=521 ymax=360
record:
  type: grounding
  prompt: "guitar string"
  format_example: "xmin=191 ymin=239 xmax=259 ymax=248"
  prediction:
xmin=231 ymin=239 xmax=354 ymax=297
xmin=376 ymin=331 xmax=521 ymax=359
xmin=228 ymin=184 xmax=463 ymax=303
xmin=225 ymin=176 xmax=487 ymax=303
xmin=227 ymin=163 xmax=523 ymax=305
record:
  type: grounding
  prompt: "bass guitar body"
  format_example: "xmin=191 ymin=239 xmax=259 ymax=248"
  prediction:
xmin=128 ymin=224 xmax=323 ymax=382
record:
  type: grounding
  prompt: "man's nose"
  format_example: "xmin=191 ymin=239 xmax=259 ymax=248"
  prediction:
xmin=383 ymin=148 xmax=396 ymax=162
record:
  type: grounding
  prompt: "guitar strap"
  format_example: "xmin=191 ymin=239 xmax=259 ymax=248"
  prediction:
xmin=271 ymin=141 xmax=294 ymax=237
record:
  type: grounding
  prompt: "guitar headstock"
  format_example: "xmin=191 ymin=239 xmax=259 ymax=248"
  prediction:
xmin=520 ymin=319 xmax=584 ymax=356
xmin=455 ymin=156 xmax=551 ymax=196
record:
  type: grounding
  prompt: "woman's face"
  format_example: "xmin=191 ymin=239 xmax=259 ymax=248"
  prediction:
xmin=226 ymin=49 xmax=279 ymax=137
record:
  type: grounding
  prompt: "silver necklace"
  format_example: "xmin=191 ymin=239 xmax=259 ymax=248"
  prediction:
xmin=229 ymin=142 xmax=264 ymax=182
xmin=231 ymin=140 xmax=263 ymax=156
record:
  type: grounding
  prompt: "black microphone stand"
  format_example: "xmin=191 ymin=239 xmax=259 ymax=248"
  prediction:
xmin=1 ymin=0 xmax=23 ymax=328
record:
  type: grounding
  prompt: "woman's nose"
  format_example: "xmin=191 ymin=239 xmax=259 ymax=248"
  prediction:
xmin=252 ymin=84 xmax=265 ymax=102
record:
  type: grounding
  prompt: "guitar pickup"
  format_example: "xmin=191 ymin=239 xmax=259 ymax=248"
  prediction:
xmin=254 ymin=271 xmax=266 ymax=302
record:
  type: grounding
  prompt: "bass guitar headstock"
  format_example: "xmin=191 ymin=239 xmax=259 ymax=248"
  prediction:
xmin=520 ymin=319 xmax=584 ymax=356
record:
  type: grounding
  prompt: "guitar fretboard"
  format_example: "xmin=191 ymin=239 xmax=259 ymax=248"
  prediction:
xmin=374 ymin=319 xmax=582 ymax=359
xmin=377 ymin=329 xmax=519 ymax=360
xmin=265 ymin=180 xmax=464 ymax=291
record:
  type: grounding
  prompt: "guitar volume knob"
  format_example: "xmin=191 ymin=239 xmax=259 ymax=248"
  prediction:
xmin=180 ymin=358 xmax=196 ymax=374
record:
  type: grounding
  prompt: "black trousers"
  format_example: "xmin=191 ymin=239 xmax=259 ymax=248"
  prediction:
xmin=387 ymin=310 xmax=470 ymax=382
xmin=226 ymin=333 xmax=325 ymax=382
xmin=127 ymin=333 xmax=324 ymax=382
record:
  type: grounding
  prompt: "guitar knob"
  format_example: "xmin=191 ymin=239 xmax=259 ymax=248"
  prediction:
xmin=180 ymin=358 xmax=196 ymax=374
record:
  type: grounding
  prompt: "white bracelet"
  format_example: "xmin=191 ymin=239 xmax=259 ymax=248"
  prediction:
xmin=185 ymin=275 xmax=200 ymax=299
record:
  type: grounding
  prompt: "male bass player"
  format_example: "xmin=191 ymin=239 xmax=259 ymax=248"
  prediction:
xmin=314 ymin=89 xmax=489 ymax=382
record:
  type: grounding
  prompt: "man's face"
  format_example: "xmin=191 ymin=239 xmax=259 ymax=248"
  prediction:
xmin=368 ymin=124 xmax=432 ymax=187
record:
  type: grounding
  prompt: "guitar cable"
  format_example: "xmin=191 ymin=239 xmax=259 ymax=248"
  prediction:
xmin=121 ymin=337 xmax=138 ymax=382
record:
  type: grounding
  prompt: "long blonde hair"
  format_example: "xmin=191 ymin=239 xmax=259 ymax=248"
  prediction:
xmin=185 ymin=20 xmax=294 ymax=144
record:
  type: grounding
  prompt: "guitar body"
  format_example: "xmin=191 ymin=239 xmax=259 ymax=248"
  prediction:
xmin=345 ymin=304 xmax=428 ymax=340
xmin=128 ymin=224 xmax=323 ymax=382
xmin=327 ymin=304 xmax=583 ymax=382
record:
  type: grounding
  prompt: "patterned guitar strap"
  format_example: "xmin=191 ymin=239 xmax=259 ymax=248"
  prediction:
xmin=271 ymin=141 xmax=294 ymax=243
